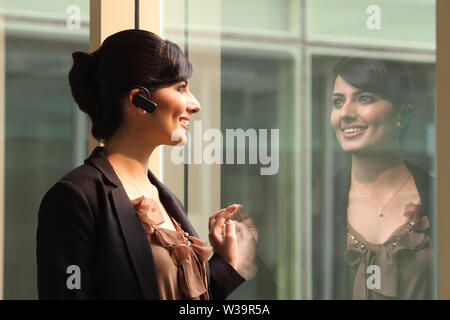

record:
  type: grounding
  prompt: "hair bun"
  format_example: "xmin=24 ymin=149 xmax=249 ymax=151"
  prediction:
xmin=68 ymin=51 xmax=100 ymax=120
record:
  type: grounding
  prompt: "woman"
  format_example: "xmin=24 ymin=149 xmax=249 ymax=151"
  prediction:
xmin=329 ymin=57 xmax=434 ymax=299
xmin=36 ymin=29 xmax=248 ymax=299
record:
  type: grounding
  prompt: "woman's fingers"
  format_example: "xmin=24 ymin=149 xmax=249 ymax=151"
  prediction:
xmin=212 ymin=208 xmax=235 ymax=235
xmin=208 ymin=204 xmax=257 ymax=275
xmin=208 ymin=204 xmax=238 ymax=232
xmin=224 ymin=219 xmax=237 ymax=240
xmin=227 ymin=205 xmax=258 ymax=242
xmin=208 ymin=208 xmax=227 ymax=231
xmin=223 ymin=219 xmax=238 ymax=268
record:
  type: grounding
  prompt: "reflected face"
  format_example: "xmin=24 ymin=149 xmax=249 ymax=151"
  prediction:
xmin=330 ymin=76 xmax=400 ymax=153
xmin=150 ymin=80 xmax=201 ymax=145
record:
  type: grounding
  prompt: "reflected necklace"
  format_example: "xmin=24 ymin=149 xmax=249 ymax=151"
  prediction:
xmin=353 ymin=173 xmax=412 ymax=217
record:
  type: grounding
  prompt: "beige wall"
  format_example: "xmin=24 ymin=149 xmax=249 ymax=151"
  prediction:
xmin=437 ymin=0 xmax=450 ymax=300
xmin=88 ymin=0 xmax=135 ymax=153
xmin=0 ymin=16 xmax=5 ymax=300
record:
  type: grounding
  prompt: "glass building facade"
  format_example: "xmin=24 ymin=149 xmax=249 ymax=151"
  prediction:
xmin=0 ymin=0 xmax=444 ymax=299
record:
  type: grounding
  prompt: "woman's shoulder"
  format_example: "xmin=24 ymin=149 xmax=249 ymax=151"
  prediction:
xmin=404 ymin=160 xmax=435 ymax=197
xmin=38 ymin=162 xmax=111 ymax=228
xmin=405 ymin=159 xmax=433 ymax=175
xmin=404 ymin=160 xmax=435 ymax=228
xmin=58 ymin=163 xmax=104 ymax=190
xmin=42 ymin=162 xmax=107 ymax=206
xmin=61 ymin=162 xmax=103 ymax=183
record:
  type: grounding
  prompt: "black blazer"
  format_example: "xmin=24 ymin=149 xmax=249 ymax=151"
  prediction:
xmin=37 ymin=146 xmax=245 ymax=299
xmin=330 ymin=160 xmax=435 ymax=299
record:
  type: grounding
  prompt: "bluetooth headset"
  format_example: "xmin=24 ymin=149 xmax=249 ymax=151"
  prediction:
xmin=131 ymin=85 xmax=157 ymax=113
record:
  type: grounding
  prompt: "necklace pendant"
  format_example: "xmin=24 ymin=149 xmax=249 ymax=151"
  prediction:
xmin=377 ymin=211 xmax=383 ymax=217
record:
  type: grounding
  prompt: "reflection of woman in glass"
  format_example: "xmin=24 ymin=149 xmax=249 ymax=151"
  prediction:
xmin=330 ymin=57 xmax=434 ymax=299
xmin=36 ymin=30 xmax=250 ymax=299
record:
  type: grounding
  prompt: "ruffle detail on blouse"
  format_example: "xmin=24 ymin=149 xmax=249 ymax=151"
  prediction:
xmin=132 ymin=196 xmax=212 ymax=300
xmin=344 ymin=202 xmax=430 ymax=299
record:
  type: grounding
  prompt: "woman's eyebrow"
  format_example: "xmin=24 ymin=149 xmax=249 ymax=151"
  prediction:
xmin=332 ymin=90 xmax=367 ymax=98
xmin=353 ymin=90 xmax=378 ymax=97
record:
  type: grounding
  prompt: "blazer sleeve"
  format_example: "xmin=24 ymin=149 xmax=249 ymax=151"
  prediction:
xmin=208 ymin=253 xmax=245 ymax=299
xmin=36 ymin=180 xmax=96 ymax=299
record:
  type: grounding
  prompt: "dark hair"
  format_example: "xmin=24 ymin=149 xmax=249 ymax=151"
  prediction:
xmin=68 ymin=29 xmax=193 ymax=141
xmin=334 ymin=57 xmax=415 ymax=142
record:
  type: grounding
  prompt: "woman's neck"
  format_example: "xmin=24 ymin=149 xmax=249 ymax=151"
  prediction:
xmin=350 ymin=152 xmax=410 ymax=191
xmin=103 ymin=133 xmax=156 ymax=179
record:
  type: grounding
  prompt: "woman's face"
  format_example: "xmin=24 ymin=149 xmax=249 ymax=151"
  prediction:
xmin=330 ymin=75 xmax=400 ymax=153
xmin=148 ymin=80 xmax=201 ymax=146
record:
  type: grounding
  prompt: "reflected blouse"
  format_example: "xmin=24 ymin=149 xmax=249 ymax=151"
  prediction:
xmin=345 ymin=202 xmax=434 ymax=300
xmin=132 ymin=197 xmax=212 ymax=300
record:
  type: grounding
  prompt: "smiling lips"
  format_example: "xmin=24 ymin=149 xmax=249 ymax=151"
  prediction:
xmin=341 ymin=125 xmax=368 ymax=139
xmin=179 ymin=116 xmax=190 ymax=130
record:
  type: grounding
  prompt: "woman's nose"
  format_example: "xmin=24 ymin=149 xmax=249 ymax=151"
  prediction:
xmin=340 ymin=101 xmax=357 ymax=120
xmin=186 ymin=92 xmax=201 ymax=114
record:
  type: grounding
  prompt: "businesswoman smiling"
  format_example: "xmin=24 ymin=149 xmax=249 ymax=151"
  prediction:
xmin=329 ymin=57 xmax=434 ymax=299
xmin=36 ymin=29 xmax=246 ymax=299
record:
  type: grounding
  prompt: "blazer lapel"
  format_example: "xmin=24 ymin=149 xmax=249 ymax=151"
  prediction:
xmin=405 ymin=160 xmax=435 ymax=226
xmin=110 ymin=187 xmax=160 ymax=299
xmin=86 ymin=146 xmax=160 ymax=299
xmin=147 ymin=169 xmax=212 ymax=285
xmin=147 ymin=170 xmax=198 ymax=238
xmin=333 ymin=164 xmax=351 ymax=299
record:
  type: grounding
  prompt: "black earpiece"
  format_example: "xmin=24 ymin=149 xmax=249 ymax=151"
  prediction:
xmin=131 ymin=86 xmax=157 ymax=113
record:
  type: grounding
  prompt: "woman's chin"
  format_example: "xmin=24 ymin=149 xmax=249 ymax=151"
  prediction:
xmin=169 ymin=128 xmax=188 ymax=146
xmin=340 ymin=142 xmax=374 ymax=154
xmin=341 ymin=144 xmax=396 ymax=155
xmin=341 ymin=145 xmax=361 ymax=153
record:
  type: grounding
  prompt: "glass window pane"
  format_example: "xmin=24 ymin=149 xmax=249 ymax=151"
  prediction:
xmin=311 ymin=55 xmax=436 ymax=299
xmin=306 ymin=0 xmax=435 ymax=49
xmin=221 ymin=45 xmax=300 ymax=299
xmin=221 ymin=0 xmax=300 ymax=37
xmin=162 ymin=0 xmax=437 ymax=300
xmin=0 ymin=0 xmax=89 ymax=299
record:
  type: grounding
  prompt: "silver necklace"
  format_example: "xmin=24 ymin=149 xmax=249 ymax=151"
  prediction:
xmin=113 ymin=167 xmax=154 ymax=197
xmin=113 ymin=166 xmax=162 ymax=215
xmin=353 ymin=173 xmax=412 ymax=217
xmin=113 ymin=167 xmax=186 ymax=238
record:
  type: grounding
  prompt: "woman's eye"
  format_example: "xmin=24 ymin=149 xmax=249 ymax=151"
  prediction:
xmin=359 ymin=95 xmax=374 ymax=103
xmin=332 ymin=99 xmax=344 ymax=108
xmin=177 ymin=83 xmax=187 ymax=92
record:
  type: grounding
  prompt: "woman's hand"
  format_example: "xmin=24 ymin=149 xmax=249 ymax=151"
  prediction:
xmin=209 ymin=205 xmax=239 ymax=268
xmin=228 ymin=205 xmax=258 ymax=280
xmin=209 ymin=204 xmax=259 ymax=279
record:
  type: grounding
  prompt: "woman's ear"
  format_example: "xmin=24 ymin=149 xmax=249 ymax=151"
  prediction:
xmin=128 ymin=88 xmax=148 ymax=115
xmin=129 ymin=86 xmax=158 ymax=113
xmin=397 ymin=103 xmax=414 ymax=128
